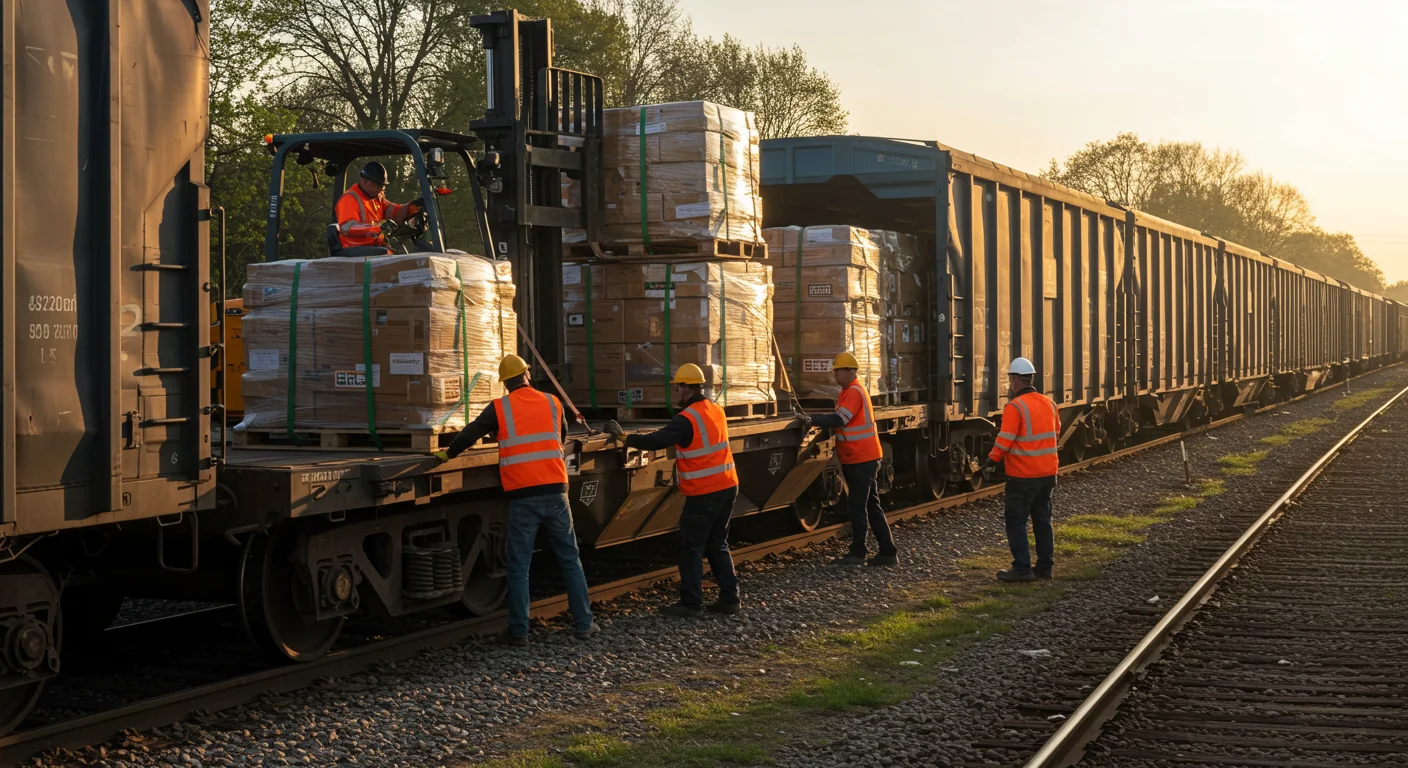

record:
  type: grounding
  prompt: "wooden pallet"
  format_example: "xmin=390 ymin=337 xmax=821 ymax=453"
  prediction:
xmin=585 ymin=399 xmax=778 ymax=423
xmin=233 ymin=426 xmax=459 ymax=452
xmin=566 ymin=237 xmax=765 ymax=262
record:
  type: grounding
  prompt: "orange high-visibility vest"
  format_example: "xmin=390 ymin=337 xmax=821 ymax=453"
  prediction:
xmin=492 ymin=388 xmax=569 ymax=492
xmin=988 ymin=390 xmax=1060 ymax=478
xmin=334 ymin=184 xmax=413 ymax=249
xmin=676 ymin=400 xmax=738 ymax=496
xmin=833 ymin=381 xmax=883 ymax=464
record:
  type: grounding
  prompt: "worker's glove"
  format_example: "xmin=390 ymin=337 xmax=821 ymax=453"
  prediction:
xmin=797 ymin=413 xmax=812 ymax=428
xmin=431 ymin=450 xmax=450 ymax=464
xmin=603 ymin=419 xmax=626 ymax=445
xmin=980 ymin=459 xmax=995 ymax=481
xmin=379 ymin=219 xmax=397 ymax=236
xmin=409 ymin=197 xmax=425 ymax=209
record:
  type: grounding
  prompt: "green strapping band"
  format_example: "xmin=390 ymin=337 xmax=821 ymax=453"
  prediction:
xmin=456 ymin=263 xmax=471 ymax=424
xmin=663 ymin=263 xmax=673 ymax=414
xmin=718 ymin=264 xmax=728 ymax=405
xmin=586 ymin=266 xmax=598 ymax=409
xmin=361 ymin=259 xmax=383 ymax=451
xmin=639 ymin=108 xmax=652 ymax=255
xmin=286 ymin=262 xmax=302 ymax=442
xmin=793 ymin=227 xmax=805 ymax=391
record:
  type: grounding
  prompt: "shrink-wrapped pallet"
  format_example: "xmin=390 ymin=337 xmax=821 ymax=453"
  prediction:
xmin=766 ymin=226 xmax=884 ymax=399
xmin=236 ymin=253 xmax=517 ymax=434
xmin=561 ymin=261 xmax=775 ymax=409
xmin=766 ymin=225 xmax=929 ymax=399
xmin=563 ymin=101 xmax=764 ymax=249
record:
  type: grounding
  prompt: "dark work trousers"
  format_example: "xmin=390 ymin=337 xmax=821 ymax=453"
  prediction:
xmin=1004 ymin=475 xmax=1056 ymax=574
xmin=677 ymin=486 xmax=740 ymax=608
xmin=842 ymin=459 xmax=897 ymax=558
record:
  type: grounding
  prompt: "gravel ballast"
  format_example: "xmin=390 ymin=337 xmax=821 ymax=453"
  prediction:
xmin=31 ymin=368 xmax=1406 ymax=768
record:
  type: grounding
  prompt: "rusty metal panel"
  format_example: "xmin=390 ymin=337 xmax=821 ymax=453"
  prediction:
xmin=6 ymin=0 xmax=213 ymax=534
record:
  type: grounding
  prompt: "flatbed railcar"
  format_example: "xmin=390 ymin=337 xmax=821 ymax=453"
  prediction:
xmin=4 ymin=4 xmax=1407 ymax=741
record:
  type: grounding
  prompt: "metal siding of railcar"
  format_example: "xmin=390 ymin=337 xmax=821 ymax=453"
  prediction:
xmin=6 ymin=1 xmax=213 ymax=534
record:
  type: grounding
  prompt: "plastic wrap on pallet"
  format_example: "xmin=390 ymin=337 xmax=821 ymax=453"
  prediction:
xmin=561 ymin=260 xmax=775 ymax=408
xmin=563 ymin=101 xmax=763 ymax=248
xmin=236 ymin=252 xmax=517 ymax=433
xmin=764 ymin=226 xmax=886 ymax=399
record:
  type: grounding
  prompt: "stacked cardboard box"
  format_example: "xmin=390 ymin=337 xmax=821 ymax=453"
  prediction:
xmin=564 ymin=101 xmax=763 ymax=248
xmin=236 ymin=253 xmax=517 ymax=433
xmin=765 ymin=226 xmax=929 ymax=400
xmin=561 ymin=260 xmax=775 ymax=408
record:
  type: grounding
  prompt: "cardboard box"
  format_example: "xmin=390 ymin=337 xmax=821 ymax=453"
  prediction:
xmin=237 ymin=253 xmax=515 ymax=433
xmin=564 ymin=301 xmax=626 ymax=344
xmin=564 ymin=101 xmax=763 ymax=247
xmin=763 ymin=226 xmax=880 ymax=271
xmin=772 ymin=266 xmax=881 ymax=304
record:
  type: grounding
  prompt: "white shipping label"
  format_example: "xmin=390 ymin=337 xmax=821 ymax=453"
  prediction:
xmin=567 ymin=313 xmax=585 ymax=327
xmin=248 ymin=349 xmax=280 ymax=371
xmin=807 ymin=284 xmax=833 ymax=297
xmin=397 ymin=268 xmax=434 ymax=284
xmin=336 ymin=363 xmax=381 ymax=388
xmin=805 ymin=229 xmax=837 ymax=244
xmin=630 ymin=121 xmax=667 ymax=135
xmin=389 ymin=352 xmax=424 ymax=375
xmin=616 ymin=388 xmax=646 ymax=404
xmin=674 ymin=202 xmax=712 ymax=219
xmin=562 ymin=267 xmax=583 ymax=285
xmin=803 ymin=359 xmax=831 ymax=373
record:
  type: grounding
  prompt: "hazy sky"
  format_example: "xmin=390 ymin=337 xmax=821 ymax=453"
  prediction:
xmin=680 ymin=0 xmax=1408 ymax=283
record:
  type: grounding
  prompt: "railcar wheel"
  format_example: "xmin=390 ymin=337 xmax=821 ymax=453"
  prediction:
xmin=792 ymin=492 xmax=826 ymax=532
xmin=0 ymin=557 xmax=61 ymax=735
xmin=964 ymin=472 xmax=985 ymax=492
xmin=450 ymin=524 xmax=507 ymax=617
xmin=238 ymin=528 xmax=343 ymax=662
xmin=913 ymin=442 xmax=948 ymax=500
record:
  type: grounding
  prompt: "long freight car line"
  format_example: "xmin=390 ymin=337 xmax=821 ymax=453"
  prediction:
xmin=1024 ymin=382 xmax=1408 ymax=768
xmin=1 ymin=368 xmax=1398 ymax=766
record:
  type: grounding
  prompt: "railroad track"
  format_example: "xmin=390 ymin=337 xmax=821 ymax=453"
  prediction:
xmin=1024 ymin=382 xmax=1408 ymax=767
xmin=0 ymin=370 xmax=1396 ymax=766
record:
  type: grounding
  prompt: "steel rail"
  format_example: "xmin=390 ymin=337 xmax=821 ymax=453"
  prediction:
xmin=1023 ymin=381 xmax=1408 ymax=768
xmin=0 ymin=367 xmax=1397 ymax=764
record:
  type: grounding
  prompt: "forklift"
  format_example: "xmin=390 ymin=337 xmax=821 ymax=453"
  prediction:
xmin=219 ymin=10 xmax=606 ymax=405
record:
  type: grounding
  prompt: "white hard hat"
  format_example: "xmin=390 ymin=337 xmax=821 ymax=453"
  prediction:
xmin=1008 ymin=357 xmax=1036 ymax=376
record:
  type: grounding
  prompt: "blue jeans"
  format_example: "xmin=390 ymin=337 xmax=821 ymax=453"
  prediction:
xmin=677 ymin=486 xmax=740 ymax=608
xmin=1004 ymin=475 xmax=1055 ymax=574
xmin=505 ymin=493 xmax=593 ymax=638
xmin=843 ymin=460 xmax=897 ymax=558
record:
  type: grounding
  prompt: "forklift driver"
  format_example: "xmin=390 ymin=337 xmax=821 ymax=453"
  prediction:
xmin=334 ymin=161 xmax=431 ymax=255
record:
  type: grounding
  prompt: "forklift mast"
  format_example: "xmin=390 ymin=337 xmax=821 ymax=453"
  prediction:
xmin=470 ymin=10 xmax=604 ymax=376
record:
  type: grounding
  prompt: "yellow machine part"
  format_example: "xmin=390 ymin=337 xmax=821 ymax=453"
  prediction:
xmin=212 ymin=299 xmax=246 ymax=416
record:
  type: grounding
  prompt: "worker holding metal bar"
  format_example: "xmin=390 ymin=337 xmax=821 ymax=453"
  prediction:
xmin=801 ymin=352 xmax=900 ymax=568
xmin=987 ymin=357 xmax=1060 ymax=582
xmin=602 ymin=364 xmax=742 ymax=618
xmin=433 ymin=354 xmax=600 ymax=644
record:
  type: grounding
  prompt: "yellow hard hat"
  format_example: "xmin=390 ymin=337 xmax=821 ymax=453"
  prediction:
xmin=832 ymin=352 xmax=860 ymax=371
xmin=498 ymin=354 xmax=530 ymax=380
xmin=670 ymin=363 xmax=706 ymax=385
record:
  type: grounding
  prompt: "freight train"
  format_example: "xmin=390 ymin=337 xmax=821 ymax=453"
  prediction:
xmin=2 ymin=2 xmax=1405 ymax=737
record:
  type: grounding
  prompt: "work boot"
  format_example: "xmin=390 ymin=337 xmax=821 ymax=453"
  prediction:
xmin=831 ymin=553 xmax=867 ymax=566
xmin=866 ymin=554 xmax=899 ymax=568
xmin=706 ymin=599 xmax=742 ymax=615
xmin=660 ymin=603 xmax=705 ymax=618
xmin=574 ymin=621 xmax=601 ymax=640
xmin=996 ymin=569 xmax=1036 ymax=583
xmin=495 ymin=629 xmax=529 ymax=647
xmin=1034 ymin=570 xmax=1053 ymax=581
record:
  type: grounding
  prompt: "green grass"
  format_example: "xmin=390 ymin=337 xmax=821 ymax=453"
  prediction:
xmin=1152 ymin=496 xmax=1200 ymax=516
xmin=1335 ymin=385 xmax=1397 ymax=411
xmin=481 ymin=752 xmax=565 ymax=768
xmin=1218 ymin=450 xmax=1268 ymax=476
xmin=1197 ymin=478 xmax=1227 ymax=497
xmin=1261 ymin=417 xmax=1334 ymax=446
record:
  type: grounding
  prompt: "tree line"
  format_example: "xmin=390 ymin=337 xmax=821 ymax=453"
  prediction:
xmin=1045 ymin=132 xmax=1396 ymax=297
xmin=208 ymin=0 xmax=848 ymax=292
